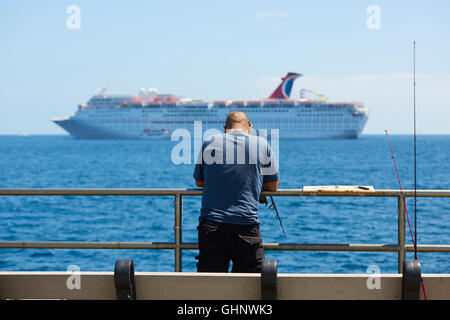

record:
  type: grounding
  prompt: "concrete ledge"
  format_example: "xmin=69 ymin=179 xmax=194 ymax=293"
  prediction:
xmin=0 ymin=272 xmax=449 ymax=300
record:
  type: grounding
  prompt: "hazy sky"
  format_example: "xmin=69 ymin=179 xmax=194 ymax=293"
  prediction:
xmin=1 ymin=0 xmax=449 ymax=134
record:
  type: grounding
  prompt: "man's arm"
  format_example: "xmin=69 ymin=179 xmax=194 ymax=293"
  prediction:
xmin=263 ymin=180 xmax=280 ymax=192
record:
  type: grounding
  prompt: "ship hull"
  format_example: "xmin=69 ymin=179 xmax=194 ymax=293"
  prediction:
xmin=52 ymin=119 xmax=131 ymax=139
xmin=52 ymin=104 xmax=368 ymax=140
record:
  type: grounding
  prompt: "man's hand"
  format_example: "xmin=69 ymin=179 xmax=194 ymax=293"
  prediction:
xmin=263 ymin=180 xmax=280 ymax=192
xmin=196 ymin=180 xmax=205 ymax=187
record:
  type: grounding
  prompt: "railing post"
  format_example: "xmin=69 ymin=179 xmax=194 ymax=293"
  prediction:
xmin=398 ymin=195 xmax=406 ymax=273
xmin=174 ymin=193 xmax=183 ymax=272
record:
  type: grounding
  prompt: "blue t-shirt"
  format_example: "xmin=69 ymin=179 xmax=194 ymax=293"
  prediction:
xmin=193 ymin=130 xmax=279 ymax=225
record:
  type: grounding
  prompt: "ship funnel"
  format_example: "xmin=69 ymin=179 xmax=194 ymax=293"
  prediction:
xmin=268 ymin=72 xmax=302 ymax=99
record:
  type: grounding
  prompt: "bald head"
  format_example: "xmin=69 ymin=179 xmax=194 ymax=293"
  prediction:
xmin=224 ymin=111 xmax=252 ymax=134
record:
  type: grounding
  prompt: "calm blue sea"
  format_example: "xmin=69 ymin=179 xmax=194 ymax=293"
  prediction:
xmin=0 ymin=134 xmax=449 ymax=274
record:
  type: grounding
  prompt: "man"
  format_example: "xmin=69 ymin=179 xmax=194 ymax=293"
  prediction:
xmin=193 ymin=111 xmax=280 ymax=273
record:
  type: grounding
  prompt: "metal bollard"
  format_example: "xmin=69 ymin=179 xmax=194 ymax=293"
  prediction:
xmin=261 ymin=258 xmax=278 ymax=300
xmin=402 ymin=260 xmax=421 ymax=300
xmin=114 ymin=259 xmax=136 ymax=300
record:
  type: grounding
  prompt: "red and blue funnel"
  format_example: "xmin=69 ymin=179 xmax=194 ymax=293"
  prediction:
xmin=268 ymin=72 xmax=302 ymax=99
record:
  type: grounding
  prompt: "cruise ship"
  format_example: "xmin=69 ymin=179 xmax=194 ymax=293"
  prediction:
xmin=52 ymin=73 xmax=369 ymax=139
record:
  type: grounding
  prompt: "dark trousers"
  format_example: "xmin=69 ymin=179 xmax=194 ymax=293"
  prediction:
xmin=195 ymin=218 xmax=264 ymax=273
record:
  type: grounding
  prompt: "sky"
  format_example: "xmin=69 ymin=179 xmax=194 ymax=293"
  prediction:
xmin=0 ymin=0 xmax=449 ymax=134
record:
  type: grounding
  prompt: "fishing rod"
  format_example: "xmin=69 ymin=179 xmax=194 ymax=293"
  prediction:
xmin=385 ymin=130 xmax=418 ymax=256
xmin=412 ymin=40 xmax=426 ymax=298
xmin=259 ymin=193 xmax=288 ymax=239
xmin=384 ymin=41 xmax=427 ymax=299
xmin=413 ymin=40 xmax=418 ymax=261
xmin=269 ymin=195 xmax=288 ymax=239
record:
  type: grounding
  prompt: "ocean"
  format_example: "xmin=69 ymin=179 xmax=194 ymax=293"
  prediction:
xmin=0 ymin=134 xmax=449 ymax=274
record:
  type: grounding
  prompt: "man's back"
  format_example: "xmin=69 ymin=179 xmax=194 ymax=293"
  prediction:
xmin=194 ymin=130 xmax=279 ymax=225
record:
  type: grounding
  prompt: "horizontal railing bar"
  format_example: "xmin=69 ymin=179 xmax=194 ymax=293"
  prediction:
xmin=0 ymin=188 xmax=449 ymax=197
xmin=0 ymin=188 xmax=202 ymax=196
xmin=1 ymin=241 xmax=449 ymax=252
xmin=0 ymin=241 xmax=176 ymax=250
